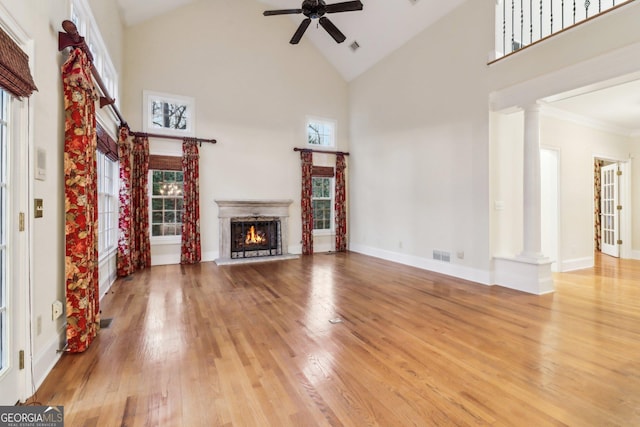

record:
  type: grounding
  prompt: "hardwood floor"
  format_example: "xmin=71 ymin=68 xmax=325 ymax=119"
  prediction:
xmin=30 ymin=252 xmax=640 ymax=426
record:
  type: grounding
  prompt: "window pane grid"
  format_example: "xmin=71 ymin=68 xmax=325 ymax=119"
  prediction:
xmin=150 ymin=170 xmax=183 ymax=237
xmin=312 ymin=177 xmax=333 ymax=231
xmin=97 ymin=152 xmax=118 ymax=255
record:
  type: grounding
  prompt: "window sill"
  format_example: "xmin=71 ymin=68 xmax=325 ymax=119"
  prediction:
xmin=151 ymin=236 xmax=182 ymax=246
xmin=313 ymin=229 xmax=335 ymax=236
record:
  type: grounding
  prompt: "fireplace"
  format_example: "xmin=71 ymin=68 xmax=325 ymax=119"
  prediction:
xmin=230 ymin=217 xmax=281 ymax=259
xmin=215 ymin=200 xmax=298 ymax=265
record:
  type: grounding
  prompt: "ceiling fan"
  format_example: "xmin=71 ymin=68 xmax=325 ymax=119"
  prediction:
xmin=263 ymin=0 xmax=364 ymax=45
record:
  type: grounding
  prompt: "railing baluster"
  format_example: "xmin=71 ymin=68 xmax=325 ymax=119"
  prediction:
xmin=520 ymin=0 xmax=524 ymax=47
xmin=530 ymin=0 xmax=533 ymax=44
xmin=496 ymin=0 xmax=629 ymax=59
xmin=503 ymin=0 xmax=507 ymax=55
xmin=512 ymin=0 xmax=515 ymax=52
xmin=540 ymin=0 xmax=543 ymax=39
xmin=585 ymin=0 xmax=591 ymax=18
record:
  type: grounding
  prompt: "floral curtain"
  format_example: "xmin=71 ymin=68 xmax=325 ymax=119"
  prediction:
xmin=335 ymin=153 xmax=347 ymax=252
xmin=594 ymin=159 xmax=603 ymax=251
xmin=117 ymin=126 xmax=133 ymax=276
xmin=181 ymin=139 xmax=201 ymax=264
xmin=131 ymin=135 xmax=152 ymax=270
xmin=62 ymin=47 xmax=100 ymax=353
xmin=301 ymin=150 xmax=314 ymax=255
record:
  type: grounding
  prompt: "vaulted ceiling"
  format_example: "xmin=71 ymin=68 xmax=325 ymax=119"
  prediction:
xmin=115 ymin=0 xmax=640 ymax=135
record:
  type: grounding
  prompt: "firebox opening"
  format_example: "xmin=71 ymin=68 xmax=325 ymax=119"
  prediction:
xmin=231 ymin=217 xmax=281 ymax=259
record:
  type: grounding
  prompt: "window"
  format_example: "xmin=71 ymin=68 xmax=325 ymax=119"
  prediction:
xmin=97 ymin=151 xmax=118 ymax=257
xmin=144 ymin=91 xmax=195 ymax=136
xmin=312 ymin=177 xmax=333 ymax=232
xmin=0 ymin=89 xmax=8 ymax=372
xmin=150 ymin=170 xmax=184 ymax=238
xmin=70 ymin=0 xmax=118 ymax=104
xmin=307 ymin=118 xmax=335 ymax=147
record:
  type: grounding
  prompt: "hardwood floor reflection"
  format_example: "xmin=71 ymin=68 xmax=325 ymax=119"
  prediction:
xmin=31 ymin=252 xmax=640 ymax=426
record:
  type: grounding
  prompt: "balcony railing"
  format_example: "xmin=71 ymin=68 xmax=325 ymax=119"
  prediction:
xmin=495 ymin=0 xmax=635 ymax=58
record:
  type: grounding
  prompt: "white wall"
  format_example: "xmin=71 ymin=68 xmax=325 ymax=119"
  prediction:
xmin=348 ymin=0 xmax=494 ymax=284
xmin=122 ymin=0 xmax=349 ymax=263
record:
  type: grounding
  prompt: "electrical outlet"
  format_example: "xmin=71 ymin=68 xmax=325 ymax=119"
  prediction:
xmin=52 ymin=300 xmax=63 ymax=320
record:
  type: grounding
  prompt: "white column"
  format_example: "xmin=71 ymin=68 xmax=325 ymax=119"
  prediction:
xmin=521 ymin=104 xmax=543 ymax=259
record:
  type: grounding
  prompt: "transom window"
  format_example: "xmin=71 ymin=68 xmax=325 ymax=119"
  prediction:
xmin=312 ymin=177 xmax=333 ymax=231
xmin=307 ymin=118 xmax=335 ymax=147
xmin=150 ymin=170 xmax=184 ymax=237
xmin=144 ymin=91 xmax=195 ymax=136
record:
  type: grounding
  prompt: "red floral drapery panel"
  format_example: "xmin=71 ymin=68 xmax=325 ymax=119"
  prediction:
xmin=301 ymin=150 xmax=314 ymax=255
xmin=117 ymin=126 xmax=134 ymax=276
xmin=181 ymin=139 xmax=201 ymax=264
xmin=335 ymin=153 xmax=347 ymax=252
xmin=131 ymin=135 xmax=152 ymax=270
xmin=62 ymin=47 xmax=100 ymax=353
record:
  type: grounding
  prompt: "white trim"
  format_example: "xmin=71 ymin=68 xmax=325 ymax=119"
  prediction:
xmin=350 ymin=243 xmax=492 ymax=286
xmin=540 ymin=104 xmax=635 ymax=137
xmin=559 ymin=256 xmax=594 ymax=272
xmin=32 ymin=324 xmax=65 ymax=391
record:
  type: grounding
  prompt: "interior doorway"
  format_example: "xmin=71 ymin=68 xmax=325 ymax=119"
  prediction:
xmin=594 ymin=158 xmax=631 ymax=260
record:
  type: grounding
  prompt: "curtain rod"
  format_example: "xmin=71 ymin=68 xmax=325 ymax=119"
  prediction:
xmin=58 ymin=20 xmax=128 ymax=127
xmin=130 ymin=131 xmax=217 ymax=145
xmin=294 ymin=148 xmax=349 ymax=156
xmin=58 ymin=20 xmax=217 ymax=146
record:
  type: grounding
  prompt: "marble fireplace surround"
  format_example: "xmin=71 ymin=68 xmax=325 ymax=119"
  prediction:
xmin=214 ymin=199 xmax=299 ymax=265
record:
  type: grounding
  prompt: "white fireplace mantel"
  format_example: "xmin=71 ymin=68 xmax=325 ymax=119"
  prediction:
xmin=214 ymin=199 xmax=296 ymax=265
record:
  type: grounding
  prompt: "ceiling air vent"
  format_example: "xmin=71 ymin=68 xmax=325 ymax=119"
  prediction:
xmin=350 ymin=41 xmax=360 ymax=52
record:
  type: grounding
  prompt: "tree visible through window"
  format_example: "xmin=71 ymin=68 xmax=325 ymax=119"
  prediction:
xmin=312 ymin=177 xmax=333 ymax=231
xmin=150 ymin=170 xmax=184 ymax=237
xmin=151 ymin=100 xmax=187 ymax=130
xmin=307 ymin=118 xmax=335 ymax=147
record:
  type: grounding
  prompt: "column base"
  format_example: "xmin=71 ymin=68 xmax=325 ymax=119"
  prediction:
xmin=493 ymin=255 xmax=554 ymax=295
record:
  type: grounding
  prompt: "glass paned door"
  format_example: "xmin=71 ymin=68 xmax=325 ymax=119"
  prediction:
xmin=600 ymin=163 xmax=620 ymax=258
xmin=0 ymin=88 xmax=22 ymax=405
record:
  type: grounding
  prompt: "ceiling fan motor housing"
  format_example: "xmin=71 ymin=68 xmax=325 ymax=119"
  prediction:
xmin=302 ymin=0 xmax=327 ymax=19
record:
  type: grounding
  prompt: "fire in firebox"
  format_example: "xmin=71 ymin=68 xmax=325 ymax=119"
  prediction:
xmin=245 ymin=225 xmax=267 ymax=245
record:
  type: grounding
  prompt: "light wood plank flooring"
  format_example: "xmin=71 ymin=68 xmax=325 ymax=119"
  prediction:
xmin=29 ymin=252 xmax=640 ymax=426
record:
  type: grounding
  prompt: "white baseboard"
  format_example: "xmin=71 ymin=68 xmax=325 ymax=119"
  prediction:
xmin=349 ymin=243 xmax=492 ymax=286
xmin=32 ymin=324 xmax=66 ymax=392
xmin=559 ymin=256 xmax=594 ymax=272
xmin=630 ymin=250 xmax=640 ymax=260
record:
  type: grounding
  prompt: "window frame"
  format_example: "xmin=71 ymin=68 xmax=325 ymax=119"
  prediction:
xmin=306 ymin=116 xmax=336 ymax=148
xmin=96 ymin=151 xmax=118 ymax=260
xmin=148 ymin=169 xmax=184 ymax=245
xmin=143 ymin=90 xmax=195 ymax=137
xmin=311 ymin=176 xmax=335 ymax=235
xmin=69 ymin=0 xmax=118 ymax=106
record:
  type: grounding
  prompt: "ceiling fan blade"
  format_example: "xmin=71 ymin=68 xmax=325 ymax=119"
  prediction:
xmin=264 ymin=9 xmax=303 ymax=16
xmin=318 ymin=17 xmax=346 ymax=43
xmin=325 ymin=1 xmax=363 ymax=14
xmin=290 ymin=18 xmax=312 ymax=44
